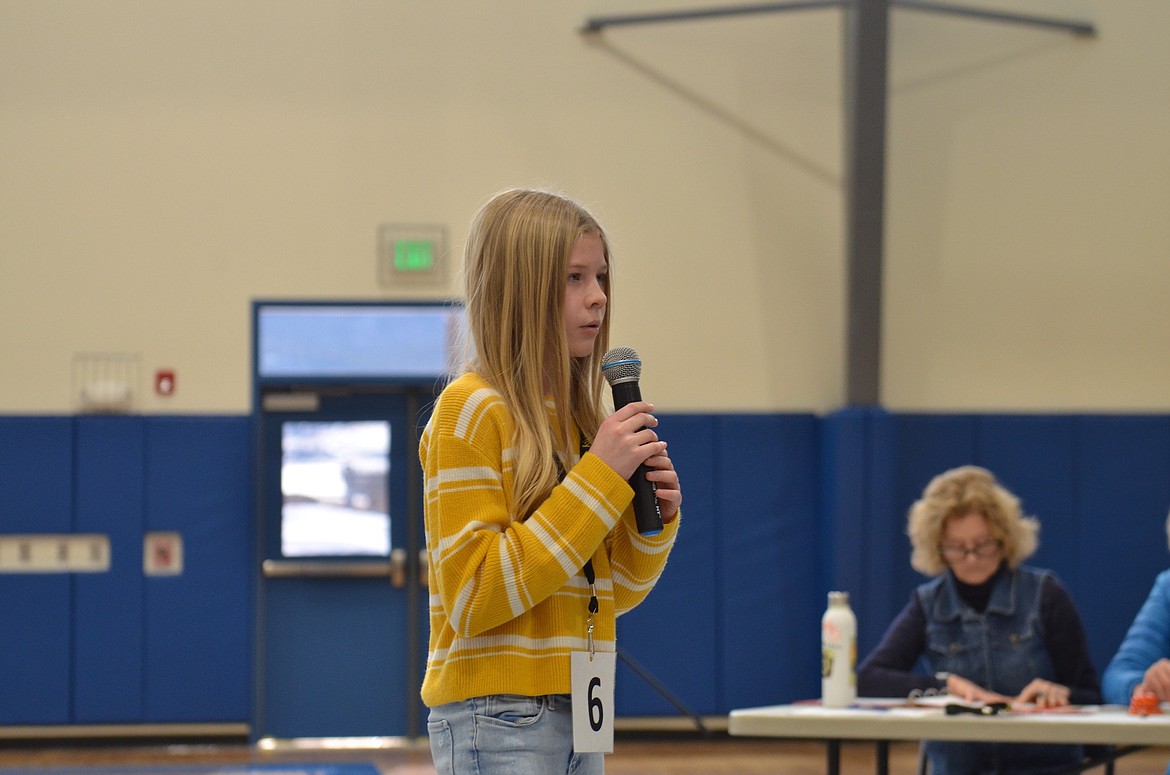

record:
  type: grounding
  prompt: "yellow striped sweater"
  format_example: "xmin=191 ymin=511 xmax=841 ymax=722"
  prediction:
xmin=419 ymin=371 xmax=679 ymax=707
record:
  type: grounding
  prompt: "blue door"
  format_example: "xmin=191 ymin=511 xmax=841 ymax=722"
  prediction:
xmin=252 ymin=301 xmax=463 ymax=740
xmin=256 ymin=388 xmax=430 ymax=739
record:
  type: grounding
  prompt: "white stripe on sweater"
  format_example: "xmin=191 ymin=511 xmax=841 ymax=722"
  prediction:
xmin=425 ymin=465 xmax=501 ymax=495
xmin=429 ymin=633 xmax=617 ymax=664
xmin=524 ymin=517 xmax=583 ymax=578
xmin=562 ymin=475 xmax=621 ymax=530
xmin=432 ymin=519 xmax=502 ymax=558
xmin=453 ymin=388 xmax=500 ymax=441
xmin=427 ymin=576 xmax=613 ymax=613
xmin=498 ymin=538 xmax=524 ymax=618
xmin=610 ymin=565 xmax=660 ymax=595
xmin=451 ymin=569 xmax=479 ymax=633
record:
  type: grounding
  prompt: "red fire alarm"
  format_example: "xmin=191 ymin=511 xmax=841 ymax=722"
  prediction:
xmin=155 ymin=370 xmax=176 ymax=396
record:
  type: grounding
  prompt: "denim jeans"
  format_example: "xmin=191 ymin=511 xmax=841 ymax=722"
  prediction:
xmin=427 ymin=693 xmax=605 ymax=775
xmin=925 ymin=740 xmax=1082 ymax=775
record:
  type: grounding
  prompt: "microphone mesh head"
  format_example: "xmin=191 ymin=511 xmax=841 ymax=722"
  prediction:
xmin=601 ymin=346 xmax=641 ymax=385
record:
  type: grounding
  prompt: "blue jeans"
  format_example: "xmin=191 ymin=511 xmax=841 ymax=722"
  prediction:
xmin=427 ymin=693 xmax=605 ymax=775
xmin=925 ymin=740 xmax=1082 ymax=775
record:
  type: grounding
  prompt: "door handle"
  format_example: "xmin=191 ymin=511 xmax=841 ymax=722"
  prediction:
xmin=262 ymin=550 xmax=414 ymax=589
xmin=418 ymin=549 xmax=429 ymax=588
xmin=262 ymin=559 xmax=393 ymax=578
xmin=389 ymin=547 xmax=408 ymax=588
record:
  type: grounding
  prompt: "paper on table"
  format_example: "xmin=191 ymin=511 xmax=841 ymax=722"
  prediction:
xmin=909 ymin=695 xmax=977 ymax=708
xmin=910 ymin=695 xmax=1102 ymax=715
xmin=910 ymin=695 xmax=1024 ymax=712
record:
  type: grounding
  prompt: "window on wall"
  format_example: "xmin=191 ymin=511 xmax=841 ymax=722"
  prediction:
xmin=257 ymin=303 xmax=466 ymax=381
xmin=280 ymin=420 xmax=391 ymax=557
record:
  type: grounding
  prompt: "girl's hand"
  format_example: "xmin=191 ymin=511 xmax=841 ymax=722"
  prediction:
xmin=1014 ymin=678 xmax=1071 ymax=708
xmin=589 ymin=401 xmax=665 ymax=481
xmin=643 ymin=443 xmax=681 ymax=523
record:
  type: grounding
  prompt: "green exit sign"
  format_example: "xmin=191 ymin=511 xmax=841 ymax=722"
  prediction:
xmin=377 ymin=223 xmax=447 ymax=286
xmin=394 ymin=240 xmax=435 ymax=272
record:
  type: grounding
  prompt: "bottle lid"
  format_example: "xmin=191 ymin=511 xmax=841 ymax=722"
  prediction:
xmin=828 ymin=591 xmax=850 ymax=605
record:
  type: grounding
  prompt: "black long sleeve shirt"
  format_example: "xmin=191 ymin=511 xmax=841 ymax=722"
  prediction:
xmin=857 ymin=569 xmax=1102 ymax=706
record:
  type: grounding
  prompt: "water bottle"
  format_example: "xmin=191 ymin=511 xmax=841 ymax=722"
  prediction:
xmin=821 ymin=590 xmax=857 ymax=707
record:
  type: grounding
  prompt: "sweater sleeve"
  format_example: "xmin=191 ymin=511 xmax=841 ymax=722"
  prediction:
xmin=422 ymin=384 xmax=632 ymax=638
xmin=857 ymin=593 xmax=938 ymax=698
xmin=1040 ymin=575 xmax=1102 ymax=705
xmin=1102 ymin=570 xmax=1170 ymax=704
xmin=607 ymin=504 xmax=679 ymax=617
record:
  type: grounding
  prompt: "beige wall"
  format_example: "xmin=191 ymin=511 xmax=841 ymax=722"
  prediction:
xmin=0 ymin=1 xmax=1165 ymax=414
xmin=884 ymin=0 xmax=1170 ymax=411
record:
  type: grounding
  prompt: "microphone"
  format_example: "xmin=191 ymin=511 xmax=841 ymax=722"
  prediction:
xmin=601 ymin=347 xmax=663 ymax=536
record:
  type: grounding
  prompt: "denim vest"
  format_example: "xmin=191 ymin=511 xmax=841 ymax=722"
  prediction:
xmin=918 ymin=565 xmax=1082 ymax=775
xmin=918 ymin=564 xmax=1055 ymax=695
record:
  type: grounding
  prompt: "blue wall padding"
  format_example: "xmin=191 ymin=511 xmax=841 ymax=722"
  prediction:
xmin=1073 ymin=416 xmax=1170 ymax=670
xmin=2 ymin=410 xmax=1169 ymax=724
xmin=0 ymin=417 xmax=74 ymax=724
xmin=819 ymin=407 xmax=870 ymax=596
xmin=615 ymin=414 xmax=719 ymax=716
xmin=143 ymin=417 xmax=252 ymax=722
xmin=977 ymin=415 xmax=1082 ymax=597
xmin=74 ymin=416 xmax=146 ymax=722
xmin=718 ymin=414 xmax=822 ymax=709
xmin=820 ymin=408 xmax=903 ymax=657
xmin=0 ymin=417 xmax=74 ymax=529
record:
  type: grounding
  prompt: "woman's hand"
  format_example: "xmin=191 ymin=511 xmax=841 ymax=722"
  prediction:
xmin=1014 ymin=678 xmax=1072 ymax=708
xmin=589 ymin=401 xmax=664 ymax=481
xmin=1137 ymin=658 xmax=1170 ymax=700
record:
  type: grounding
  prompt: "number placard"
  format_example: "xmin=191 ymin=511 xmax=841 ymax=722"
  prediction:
xmin=571 ymin=650 xmax=616 ymax=753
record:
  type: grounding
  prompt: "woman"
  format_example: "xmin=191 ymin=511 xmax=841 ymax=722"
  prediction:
xmin=857 ymin=465 xmax=1101 ymax=775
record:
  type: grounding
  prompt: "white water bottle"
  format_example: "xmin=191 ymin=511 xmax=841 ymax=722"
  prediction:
xmin=821 ymin=591 xmax=857 ymax=708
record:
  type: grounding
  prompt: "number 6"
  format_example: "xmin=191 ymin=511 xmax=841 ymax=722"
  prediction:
xmin=588 ymin=676 xmax=604 ymax=731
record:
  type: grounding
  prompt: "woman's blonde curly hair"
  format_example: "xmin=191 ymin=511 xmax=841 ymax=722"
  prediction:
xmin=907 ymin=465 xmax=1039 ymax=577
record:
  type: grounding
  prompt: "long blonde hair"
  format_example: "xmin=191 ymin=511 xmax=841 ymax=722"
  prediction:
xmin=462 ymin=189 xmax=612 ymax=520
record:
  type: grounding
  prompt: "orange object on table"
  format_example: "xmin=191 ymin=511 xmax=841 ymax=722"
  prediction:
xmin=1128 ymin=688 xmax=1163 ymax=716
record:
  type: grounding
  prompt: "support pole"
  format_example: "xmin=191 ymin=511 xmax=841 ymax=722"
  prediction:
xmin=843 ymin=0 xmax=889 ymax=406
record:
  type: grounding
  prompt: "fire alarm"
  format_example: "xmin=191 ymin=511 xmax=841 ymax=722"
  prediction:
xmin=155 ymin=370 xmax=176 ymax=396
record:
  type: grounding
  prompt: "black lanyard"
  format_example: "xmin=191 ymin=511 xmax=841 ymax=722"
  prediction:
xmin=555 ymin=432 xmax=599 ymax=619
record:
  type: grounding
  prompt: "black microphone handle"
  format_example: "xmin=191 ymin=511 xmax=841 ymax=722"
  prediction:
xmin=609 ymin=380 xmax=663 ymax=536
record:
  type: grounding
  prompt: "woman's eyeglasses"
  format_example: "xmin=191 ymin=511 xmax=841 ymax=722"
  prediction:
xmin=939 ymin=539 xmax=1001 ymax=561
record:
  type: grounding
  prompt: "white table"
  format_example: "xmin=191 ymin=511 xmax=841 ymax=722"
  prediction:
xmin=728 ymin=700 xmax=1170 ymax=775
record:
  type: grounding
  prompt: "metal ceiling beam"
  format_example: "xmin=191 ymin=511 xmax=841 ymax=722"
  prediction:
xmin=579 ymin=1 xmax=1094 ymax=406
xmin=580 ymin=1 xmax=842 ymax=34
xmin=894 ymin=1 xmax=1095 ymax=36
xmin=581 ymin=0 xmax=1096 ymax=36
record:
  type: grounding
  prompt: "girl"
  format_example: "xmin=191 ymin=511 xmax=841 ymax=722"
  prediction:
xmin=420 ymin=189 xmax=681 ymax=774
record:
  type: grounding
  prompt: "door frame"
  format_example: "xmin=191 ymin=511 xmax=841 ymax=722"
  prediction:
xmin=250 ymin=300 xmax=461 ymax=740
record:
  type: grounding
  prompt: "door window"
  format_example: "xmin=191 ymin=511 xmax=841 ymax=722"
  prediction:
xmin=280 ymin=420 xmax=390 ymax=557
